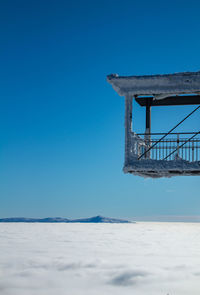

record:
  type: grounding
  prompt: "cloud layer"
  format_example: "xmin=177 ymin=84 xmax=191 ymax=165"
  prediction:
xmin=0 ymin=222 xmax=200 ymax=295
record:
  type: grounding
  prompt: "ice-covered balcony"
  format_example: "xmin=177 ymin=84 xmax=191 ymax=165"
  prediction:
xmin=125 ymin=132 xmax=200 ymax=178
xmin=107 ymin=71 xmax=200 ymax=178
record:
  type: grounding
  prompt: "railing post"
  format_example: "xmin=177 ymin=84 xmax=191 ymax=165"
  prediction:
xmin=192 ymin=140 xmax=194 ymax=162
xmin=177 ymin=134 xmax=180 ymax=158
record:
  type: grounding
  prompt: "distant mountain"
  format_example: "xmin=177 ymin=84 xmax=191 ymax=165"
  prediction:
xmin=0 ymin=217 xmax=70 ymax=223
xmin=0 ymin=215 xmax=131 ymax=223
xmin=71 ymin=215 xmax=131 ymax=223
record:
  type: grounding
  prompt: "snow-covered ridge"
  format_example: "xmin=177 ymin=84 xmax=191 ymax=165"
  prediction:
xmin=0 ymin=215 xmax=131 ymax=223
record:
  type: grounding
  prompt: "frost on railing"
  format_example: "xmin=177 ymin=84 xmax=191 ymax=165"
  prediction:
xmin=130 ymin=133 xmax=200 ymax=162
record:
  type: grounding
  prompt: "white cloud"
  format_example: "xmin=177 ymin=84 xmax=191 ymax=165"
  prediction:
xmin=0 ymin=222 xmax=200 ymax=295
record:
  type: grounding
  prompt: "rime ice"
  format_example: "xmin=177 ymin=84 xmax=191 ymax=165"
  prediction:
xmin=107 ymin=71 xmax=200 ymax=178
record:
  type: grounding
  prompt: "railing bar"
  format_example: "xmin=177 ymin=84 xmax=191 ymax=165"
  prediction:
xmin=181 ymin=143 xmax=183 ymax=159
xmin=162 ymin=141 xmax=165 ymax=160
xmin=191 ymin=142 xmax=192 ymax=161
xmin=170 ymin=145 xmax=172 ymax=160
xmin=164 ymin=140 xmax=165 ymax=159
xmin=166 ymin=140 xmax=168 ymax=159
xmin=139 ymin=105 xmax=200 ymax=159
xmin=190 ymin=141 xmax=191 ymax=161
xmin=159 ymin=143 xmax=160 ymax=159
xmin=189 ymin=141 xmax=190 ymax=162
xmin=136 ymin=134 xmax=200 ymax=161
xmin=136 ymin=132 xmax=199 ymax=135
xmin=192 ymin=140 xmax=194 ymax=161
xmin=152 ymin=143 xmax=154 ymax=159
xmin=185 ymin=143 xmax=186 ymax=160
xmin=156 ymin=144 xmax=158 ymax=160
xmin=163 ymin=131 xmax=200 ymax=160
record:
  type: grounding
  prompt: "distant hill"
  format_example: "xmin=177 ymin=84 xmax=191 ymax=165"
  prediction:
xmin=0 ymin=215 xmax=132 ymax=223
xmin=0 ymin=217 xmax=70 ymax=223
xmin=70 ymin=215 xmax=131 ymax=223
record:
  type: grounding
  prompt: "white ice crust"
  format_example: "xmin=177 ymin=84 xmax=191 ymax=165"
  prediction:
xmin=124 ymin=159 xmax=200 ymax=178
xmin=107 ymin=71 xmax=200 ymax=97
xmin=124 ymin=134 xmax=200 ymax=178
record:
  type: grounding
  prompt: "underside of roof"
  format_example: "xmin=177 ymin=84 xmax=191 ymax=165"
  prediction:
xmin=135 ymin=94 xmax=200 ymax=106
xmin=107 ymin=71 xmax=200 ymax=98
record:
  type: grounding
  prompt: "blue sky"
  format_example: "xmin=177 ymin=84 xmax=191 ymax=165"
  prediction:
xmin=0 ymin=0 xmax=200 ymax=219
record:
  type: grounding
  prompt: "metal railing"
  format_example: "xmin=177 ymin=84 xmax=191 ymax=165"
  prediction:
xmin=136 ymin=132 xmax=200 ymax=161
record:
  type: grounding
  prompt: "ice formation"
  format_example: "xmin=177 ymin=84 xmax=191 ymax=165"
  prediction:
xmin=107 ymin=71 xmax=200 ymax=97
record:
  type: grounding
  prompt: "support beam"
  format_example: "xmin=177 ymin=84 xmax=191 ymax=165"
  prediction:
xmin=145 ymin=98 xmax=151 ymax=159
xmin=135 ymin=95 xmax=200 ymax=107
xmin=145 ymin=98 xmax=151 ymax=134
xmin=124 ymin=95 xmax=133 ymax=165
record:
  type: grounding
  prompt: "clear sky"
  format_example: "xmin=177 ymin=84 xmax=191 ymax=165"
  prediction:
xmin=0 ymin=0 xmax=200 ymax=219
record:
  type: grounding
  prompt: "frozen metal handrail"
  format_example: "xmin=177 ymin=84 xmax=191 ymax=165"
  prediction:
xmin=137 ymin=133 xmax=200 ymax=161
xmin=138 ymin=105 xmax=200 ymax=160
xmin=163 ymin=131 xmax=200 ymax=160
xmin=137 ymin=132 xmax=198 ymax=136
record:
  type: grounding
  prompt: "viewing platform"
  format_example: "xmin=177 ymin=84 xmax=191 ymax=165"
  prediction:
xmin=107 ymin=71 xmax=200 ymax=178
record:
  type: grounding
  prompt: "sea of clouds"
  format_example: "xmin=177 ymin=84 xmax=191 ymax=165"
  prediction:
xmin=0 ymin=222 xmax=200 ymax=295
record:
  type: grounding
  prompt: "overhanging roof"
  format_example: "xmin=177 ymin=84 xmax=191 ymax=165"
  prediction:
xmin=107 ymin=71 xmax=200 ymax=97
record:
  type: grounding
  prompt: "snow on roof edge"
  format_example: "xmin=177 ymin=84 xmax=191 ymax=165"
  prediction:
xmin=107 ymin=71 xmax=200 ymax=97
